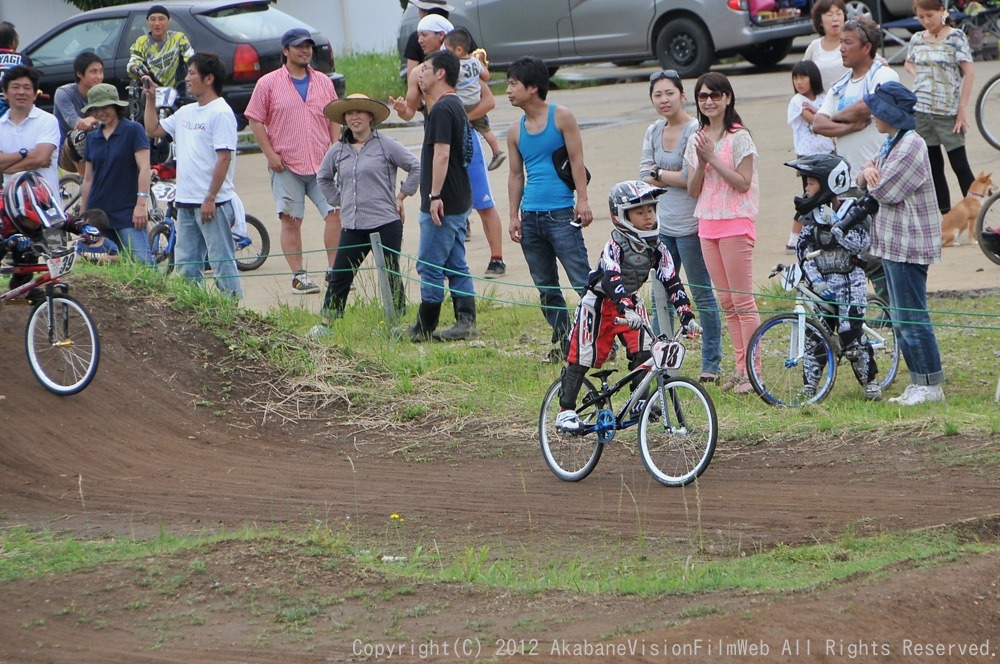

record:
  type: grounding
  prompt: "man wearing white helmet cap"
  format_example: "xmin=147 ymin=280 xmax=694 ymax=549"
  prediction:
xmin=401 ymin=0 xmax=481 ymax=75
xmin=391 ymin=15 xmax=507 ymax=278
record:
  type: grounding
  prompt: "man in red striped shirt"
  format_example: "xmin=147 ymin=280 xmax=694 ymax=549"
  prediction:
xmin=246 ymin=28 xmax=340 ymax=294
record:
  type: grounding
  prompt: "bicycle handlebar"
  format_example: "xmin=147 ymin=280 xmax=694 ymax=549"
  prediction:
xmin=612 ymin=317 xmax=696 ymax=341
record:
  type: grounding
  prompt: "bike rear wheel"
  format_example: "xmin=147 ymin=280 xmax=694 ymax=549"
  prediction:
xmin=865 ymin=296 xmax=899 ymax=390
xmin=638 ymin=376 xmax=717 ymax=486
xmin=539 ymin=376 xmax=606 ymax=481
xmin=148 ymin=221 xmax=174 ymax=275
xmin=976 ymin=190 xmax=1000 ymax=267
xmin=975 ymin=72 xmax=1000 ymax=151
xmin=234 ymin=215 xmax=270 ymax=271
xmin=25 ymin=293 xmax=100 ymax=396
xmin=747 ymin=314 xmax=837 ymax=407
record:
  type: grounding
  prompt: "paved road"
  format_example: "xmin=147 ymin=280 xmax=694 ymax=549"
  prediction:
xmin=232 ymin=58 xmax=1000 ymax=315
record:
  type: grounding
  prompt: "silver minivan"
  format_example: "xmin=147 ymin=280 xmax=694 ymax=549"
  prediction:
xmin=398 ymin=0 xmax=816 ymax=78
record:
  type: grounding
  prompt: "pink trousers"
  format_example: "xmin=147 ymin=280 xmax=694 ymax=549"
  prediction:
xmin=700 ymin=235 xmax=760 ymax=376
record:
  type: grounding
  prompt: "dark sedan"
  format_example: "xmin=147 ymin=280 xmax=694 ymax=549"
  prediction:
xmin=23 ymin=0 xmax=346 ymax=128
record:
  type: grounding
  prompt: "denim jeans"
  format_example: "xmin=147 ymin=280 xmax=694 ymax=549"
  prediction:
xmin=651 ymin=232 xmax=723 ymax=376
xmin=518 ymin=207 xmax=591 ymax=343
xmin=417 ymin=207 xmax=474 ymax=303
xmin=110 ymin=227 xmax=153 ymax=266
xmin=175 ymin=202 xmax=243 ymax=299
xmin=882 ymin=259 xmax=944 ymax=386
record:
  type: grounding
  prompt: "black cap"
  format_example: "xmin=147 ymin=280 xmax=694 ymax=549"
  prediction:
xmin=147 ymin=5 xmax=170 ymax=20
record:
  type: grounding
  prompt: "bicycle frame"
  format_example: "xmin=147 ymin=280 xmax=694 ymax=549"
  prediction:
xmin=0 ymin=251 xmax=73 ymax=305
xmin=576 ymin=326 xmax=689 ymax=443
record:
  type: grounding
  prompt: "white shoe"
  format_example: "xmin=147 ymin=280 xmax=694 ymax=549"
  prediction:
xmin=892 ymin=384 xmax=944 ymax=406
xmin=888 ymin=383 xmax=918 ymax=404
xmin=556 ymin=410 xmax=582 ymax=432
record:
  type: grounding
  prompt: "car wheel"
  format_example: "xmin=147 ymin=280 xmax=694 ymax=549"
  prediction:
xmin=845 ymin=0 xmax=875 ymax=19
xmin=742 ymin=38 xmax=794 ymax=68
xmin=655 ymin=18 xmax=713 ymax=79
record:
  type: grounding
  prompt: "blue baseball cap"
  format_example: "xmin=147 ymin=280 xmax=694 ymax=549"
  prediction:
xmin=281 ymin=28 xmax=315 ymax=48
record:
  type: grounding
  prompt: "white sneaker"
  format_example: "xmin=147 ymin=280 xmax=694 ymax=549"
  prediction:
xmin=895 ymin=384 xmax=944 ymax=406
xmin=556 ymin=410 xmax=582 ymax=432
xmin=888 ymin=383 xmax=918 ymax=404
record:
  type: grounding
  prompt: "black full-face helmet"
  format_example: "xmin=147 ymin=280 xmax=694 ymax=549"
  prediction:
xmin=784 ymin=154 xmax=852 ymax=217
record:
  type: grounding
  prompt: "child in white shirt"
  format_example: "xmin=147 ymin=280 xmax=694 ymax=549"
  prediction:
xmin=443 ymin=28 xmax=505 ymax=171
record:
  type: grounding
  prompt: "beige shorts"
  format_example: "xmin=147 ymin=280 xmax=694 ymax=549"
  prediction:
xmin=269 ymin=168 xmax=333 ymax=219
xmin=915 ymin=112 xmax=966 ymax=152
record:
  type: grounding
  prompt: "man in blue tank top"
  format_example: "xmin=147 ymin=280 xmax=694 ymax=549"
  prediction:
xmin=506 ymin=56 xmax=593 ymax=360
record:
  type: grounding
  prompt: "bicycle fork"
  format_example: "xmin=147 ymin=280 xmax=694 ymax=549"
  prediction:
xmin=785 ymin=302 xmax=809 ymax=368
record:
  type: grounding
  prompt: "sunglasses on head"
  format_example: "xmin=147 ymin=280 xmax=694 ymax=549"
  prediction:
xmin=649 ymin=69 xmax=681 ymax=84
xmin=696 ymin=90 xmax=726 ymax=102
xmin=844 ymin=18 xmax=880 ymax=45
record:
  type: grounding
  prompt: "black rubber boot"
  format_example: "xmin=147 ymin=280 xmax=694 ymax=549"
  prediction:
xmin=433 ymin=297 xmax=477 ymax=341
xmin=409 ymin=302 xmax=441 ymax=343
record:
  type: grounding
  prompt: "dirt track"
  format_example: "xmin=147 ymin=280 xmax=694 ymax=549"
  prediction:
xmin=1 ymin=282 xmax=998 ymax=661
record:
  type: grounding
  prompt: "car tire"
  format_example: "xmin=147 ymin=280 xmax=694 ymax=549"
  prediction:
xmin=742 ymin=38 xmax=794 ymax=68
xmin=845 ymin=0 xmax=876 ymax=20
xmin=655 ymin=17 xmax=713 ymax=79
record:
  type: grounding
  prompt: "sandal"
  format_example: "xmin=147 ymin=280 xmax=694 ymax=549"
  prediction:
xmin=699 ymin=373 xmax=720 ymax=384
xmin=733 ymin=379 xmax=754 ymax=395
xmin=719 ymin=375 xmax=741 ymax=392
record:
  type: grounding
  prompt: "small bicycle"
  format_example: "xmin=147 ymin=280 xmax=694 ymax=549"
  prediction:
xmin=746 ymin=261 xmax=900 ymax=407
xmin=146 ymin=173 xmax=270 ymax=274
xmin=975 ymin=187 xmax=1000 ymax=267
xmin=0 ymin=240 xmax=100 ymax=395
xmin=538 ymin=321 xmax=717 ymax=487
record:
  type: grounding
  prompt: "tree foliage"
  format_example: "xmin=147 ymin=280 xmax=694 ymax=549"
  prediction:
xmin=64 ymin=0 xmax=134 ymax=10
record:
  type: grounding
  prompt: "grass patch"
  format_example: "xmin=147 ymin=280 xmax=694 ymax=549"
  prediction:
xmin=335 ymin=51 xmax=406 ymax=102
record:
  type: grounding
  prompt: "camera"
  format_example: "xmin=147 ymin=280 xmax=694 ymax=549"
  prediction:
xmin=833 ymin=194 xmax=879 ymax=236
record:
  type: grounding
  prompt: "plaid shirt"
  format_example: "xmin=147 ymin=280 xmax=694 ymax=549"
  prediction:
xmin=867 ymin=131 xmax=942 ymax=265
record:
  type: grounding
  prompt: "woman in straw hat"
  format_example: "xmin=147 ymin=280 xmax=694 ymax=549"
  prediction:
xmin=313 ymin=94 xmax=420 ymax=333
xmin=79 ymin=82 xmax=153 ymax=264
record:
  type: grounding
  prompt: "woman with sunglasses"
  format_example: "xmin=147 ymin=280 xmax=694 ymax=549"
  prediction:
xmin=685 ymin=72 xmax=760 ymax=394
xmin=640 ymin=69 xmax=723 ymax=384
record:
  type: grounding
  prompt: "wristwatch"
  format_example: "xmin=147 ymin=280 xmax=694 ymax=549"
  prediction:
xmin=18 ymin=148 xmax=28 ymax=160
xmin=651 ymin=166 xmax=661 ymax=180
xmin=429 ymin=194 xmax=442 ymax=201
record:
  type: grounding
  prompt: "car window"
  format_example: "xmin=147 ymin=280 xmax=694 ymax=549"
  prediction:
xmin=28 ymin=18 xmax=124 ymax=67
xmin=197 ymin=6 xmax=311 ymax=41
xmin=121 ymin=13 xmax=149 ymax=58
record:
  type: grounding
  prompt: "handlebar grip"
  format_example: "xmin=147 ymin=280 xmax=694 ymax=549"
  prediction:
xmin=805 ymin=249 xmax=822 ymax=260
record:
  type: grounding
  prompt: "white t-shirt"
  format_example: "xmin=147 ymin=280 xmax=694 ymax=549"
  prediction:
xmin=818 ymin=63 xmax=899 ymax=178
xmin=788 ymin=92 xmax=835 ymax=157
xmin=0 ymin=106 xmax=61 ymax=195
xmin=160 ymin=97 xmax=237 ymax=205
xmin=803 ymin=38 xmax=849 ymax=91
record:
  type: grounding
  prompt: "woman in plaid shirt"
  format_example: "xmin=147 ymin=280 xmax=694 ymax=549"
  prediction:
xmin=857 ymin=82 xmax=945 ymax=407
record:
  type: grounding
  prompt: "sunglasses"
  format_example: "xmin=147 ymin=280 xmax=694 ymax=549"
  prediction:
xmin=696 ymin=90 xmax=726 ymax=102
xmin=844 ymin=18 xmax=880 ymax=46
xmin=649 ymin=69 xmax=681 ymax=84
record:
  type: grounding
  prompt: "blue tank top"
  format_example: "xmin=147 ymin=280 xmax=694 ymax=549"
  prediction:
xmin=519 ymin=104 xmax=575 ymax=212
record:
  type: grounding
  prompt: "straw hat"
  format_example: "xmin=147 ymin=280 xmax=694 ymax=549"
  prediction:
xmin=323 ymin=94 xmax=390 ymax=126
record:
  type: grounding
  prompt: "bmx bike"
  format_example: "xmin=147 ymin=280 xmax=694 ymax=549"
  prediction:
xmin=538 ymin=321 xmax=717 ymax=487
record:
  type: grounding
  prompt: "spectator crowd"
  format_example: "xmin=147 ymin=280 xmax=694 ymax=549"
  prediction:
xmin=2 ymin=0 xmax=981 ymax=408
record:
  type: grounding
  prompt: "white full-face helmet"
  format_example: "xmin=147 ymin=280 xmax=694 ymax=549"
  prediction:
xmin=608 ymin=180 xmax=665 ymax=245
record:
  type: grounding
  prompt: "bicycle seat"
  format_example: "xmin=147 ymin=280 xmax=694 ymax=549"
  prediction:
xmin=590 ymin=369 xmax=616 ymax=381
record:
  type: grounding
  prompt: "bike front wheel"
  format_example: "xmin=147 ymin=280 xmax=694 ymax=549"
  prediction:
xmin=25 ymin=293 xmax=100 ymax=396
xmin=234 ymin=215 xmax=270 ymax=271
xmin=747 ymin=314 xmax=837 ymax=407
xmin=976 ymin=190 xmax=1000 ymax=267
xmin=865 ymin=296 xmax=899 ymax=390
xmin=639 ymin=376 xmax=717 ymax=486
xmin=148 ymin=221 xmax=174 ymax=275
xmin=539 ymin=376 xmax=606 ymax=482
xmin=975 ymin=72 xmax=1000 ymax=151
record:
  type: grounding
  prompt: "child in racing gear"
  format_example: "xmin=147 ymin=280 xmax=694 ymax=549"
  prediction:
xmin=556 ymin=180 xmax=701 ymax=432
xmin=786 ymin=154 xmax=881 ymax=401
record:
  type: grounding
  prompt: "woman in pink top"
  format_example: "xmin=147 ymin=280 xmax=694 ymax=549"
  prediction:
xmin=685 ymin=72 xmax=760 ymax=394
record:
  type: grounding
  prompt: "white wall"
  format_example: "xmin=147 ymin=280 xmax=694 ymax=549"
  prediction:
xmin=277 ymin=0 xmax=404 ymax=54
xmin=1 ymin=0 xmax=77 ymax=46
xmin=2 ymin=0 xmax=404 ymax=55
